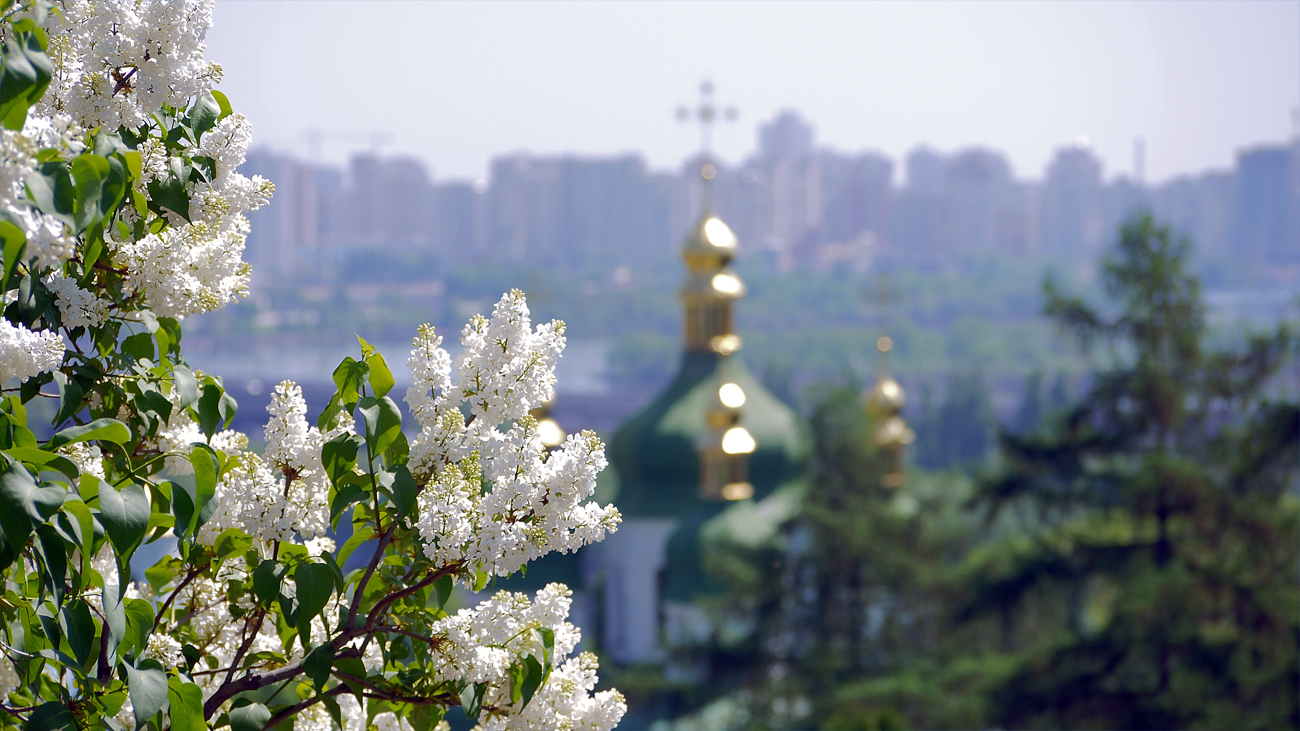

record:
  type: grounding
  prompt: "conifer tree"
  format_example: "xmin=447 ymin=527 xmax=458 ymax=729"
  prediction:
xmin=967 ymin=213 xmax=1299 ymax=729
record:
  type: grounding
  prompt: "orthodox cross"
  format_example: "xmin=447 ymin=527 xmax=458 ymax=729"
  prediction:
xmin=861 ymin=273 xmax=903 ymax=360
xmin=676 ymin=80 xmax=738 ymax=182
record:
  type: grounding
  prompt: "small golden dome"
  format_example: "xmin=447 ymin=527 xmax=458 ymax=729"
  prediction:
xmin=683 ymin=215 xmax=738 ymax=271
xmin=864 ymin=376 xmax=906 ymax=417
xmin=873 ymin=415 xmax=916 ymax=447
xmin=681 ymin=268 xmax=746 ymax=301
xmin=706 ymin=381 xmax=745 ymax=429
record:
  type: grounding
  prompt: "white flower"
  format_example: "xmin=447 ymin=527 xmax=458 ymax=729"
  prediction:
xmin=199 ymin=381 xmax=341 ymax=545
xmin=45 ymin=271 xmax=110 ymax=329
xmin=39 ymin=0 xmax=220 ymax=132
xmin=0 ymin=654 xmax=20 ymax=700
xmin=407 ymin=293 xmax=620 ymax=578
xmin=143 ymin=633 xmax=183 ymax=666
xmin=0 ymin=319 xmax=63 ymax=382
xmin=59 ymin=441 xmax=104 ymax=479
xmin=430 ymin=584 xmax=625 ymax=731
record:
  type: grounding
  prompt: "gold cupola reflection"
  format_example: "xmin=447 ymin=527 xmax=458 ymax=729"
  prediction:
xmin=863 ymin=335 xmax=915 ymax=488
xmin=698 ymin=374 xmax=756 ymax=501
xmin=681 ymin=214 xmax=745 ymax=355
xmin=530 ymin=392 xmax=566 ymax=450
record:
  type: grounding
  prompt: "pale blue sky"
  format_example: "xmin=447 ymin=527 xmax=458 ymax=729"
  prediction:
xmin=206 ymin=1 xmax=1300 ymax=185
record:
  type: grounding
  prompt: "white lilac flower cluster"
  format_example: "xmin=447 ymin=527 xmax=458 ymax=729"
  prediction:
xmin=0 ymin=317 xmax=64 ymax=382
xmin=0 ymin=0 xmax=275 ymax=386
xmin=58 ymin=440 xmax=105 ymax=479
xmin=27 ymin=0 xmax=269 ymax=320
xmin=111 ymin=111 xmax=272 ymax=319
xmin=405 ymin=291 xmax=622 ymax=578
xmin=0 ymin=118 xmax=82 ymax=270
xmin=429 ymin=584 xmax=626 ymax=731
xmin=38 ymin=0 xmax=221 ymax=132
xmin=198 ymin=380 xmax=347 ymax=545
xmin=44 ymin=271 xmax=110 ymax=329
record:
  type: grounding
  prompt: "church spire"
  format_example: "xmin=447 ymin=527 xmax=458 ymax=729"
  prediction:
xmin=677 ymin=80 xmax=744 ymax=355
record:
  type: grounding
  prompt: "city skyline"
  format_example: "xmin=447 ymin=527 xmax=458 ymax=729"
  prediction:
xmin=207 ymin=1 xmax=1298 ymax=185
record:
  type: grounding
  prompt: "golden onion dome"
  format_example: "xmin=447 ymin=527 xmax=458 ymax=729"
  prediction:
xmin=682 ymin=215 xmax=738 ymax=271
xmin=864 ymin=376 xmax=906 ymax=418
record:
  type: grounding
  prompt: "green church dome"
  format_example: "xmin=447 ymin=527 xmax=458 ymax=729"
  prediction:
xmin=609 ymin=350 xmax=806 ymax=519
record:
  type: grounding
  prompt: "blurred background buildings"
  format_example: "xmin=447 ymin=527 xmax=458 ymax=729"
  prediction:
xmin=242 ymin=109 xmax=1300 ymax=289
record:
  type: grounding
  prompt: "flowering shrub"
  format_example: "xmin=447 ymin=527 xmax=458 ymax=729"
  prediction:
xmin=0 ymin=2 xmax=624 ymax=729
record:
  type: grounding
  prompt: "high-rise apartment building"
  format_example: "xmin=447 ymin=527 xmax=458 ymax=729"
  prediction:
xmin=1040 ymin=141 xmax=1105 ymax=265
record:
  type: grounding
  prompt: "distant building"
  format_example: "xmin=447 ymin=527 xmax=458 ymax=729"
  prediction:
xmin=1041 ymin=141 xmax=1105 ymax=265
xmin=243 ymin=149 xmax=335 ymax=284
xmin=759 ymin=109 xmax=814 ymax=160
xmin=945 ymin=147 xmax=1015 ymax=256
xmin=485 ymin=154 xmax=672 ymax=268
xmin=1234 ymin=143 xmax=1300 ymax=275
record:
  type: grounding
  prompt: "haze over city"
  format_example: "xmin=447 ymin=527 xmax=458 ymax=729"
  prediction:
xmin=207 ymin=0 xmax=1300 ymax=185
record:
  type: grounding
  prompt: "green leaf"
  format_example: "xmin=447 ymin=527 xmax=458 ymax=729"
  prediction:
xmin=0 ymin=28 xmax=52 ymax=131
xmin=123 ymin=150 xmax=143 ymax=181
xmin=364 ymin=348 xmax=395 ymax=398
xmin=121 ymin=331 xmax=155 ymax=364
xmin=434 ymin=574 xmax=454 ymax=611
xmin=316 ymin=391 xmax=344 ymax=433
xmin=518 ymin=655 xmax=544 ymax=709
xmin=228 ymin=704 xmax=272 ymax=731
xmin=390 ymin=465 xmax=419 ymax=517
xmin=25 ymin=160 xmax=75 ymax=226
xmin=171 ymin=479 xmax=196 ymax=541
xmin=60 ymin=599 xmax=95 ymax=667
xmin=158 ymin=317 xmax=183 ymax=356
xmin=195 ymin=383 xmax=223 ymax=440
xmin=252 ymin=559 xmax=285 ymax=609
xmin=357 ymin=395 xmax=403 ymax=458
xmin=0 ymin=455 xmax=44 ymax=547
xmin=460 ymin=681 xmax=487 ymax=721
xmin=210 ymin=90 xmax=233 ymax=121
xmin=172 ymin=365 xmax=198 ymax=409
xmin=123 ymin=597 xmax=154 ymax=660
xmin=167 ymin=677 xmax=205 ymax=731
xmin=0 ymin=219 xmax=24 ymax=293
xmin=336 ymin=524 xmax=373 ymax=567
xmin=51 ymin=374 xmax=86 ymax=428
xmin=125 ymin=659 xmax=169 ymax=731
xmin=146 ymin=156 xmax=190 ymax=222
xmin=322 ymin=432 xmax=362 ymax=484
xmin=302 ymin=642 xmax=334 ymax=691
xmin=6 ymin=447 xmax=79 ymax=482
xmin=213 ymin=528 xmax=251 ymax=562
xmin=294 ymin=562 xmax=334 ymax=636
xmin=218 ymin=388 xmax=237 ymax=430
xmin=34 ymin=524 xmax=67 ymax=604
xmin=188 ymin=91 xmax=223 ymax=139
xmin=186 ymin=444 xmax=220 ymax=535
xmin=24 ymin=702 xmax=74 ymax=731
xmin=70 ymin=153 xmax=110 ymax=231
xmin=97 ymin=481 xmax=150 ymax=558
xmin=329 ymin=478 xmax=366 ymax=525
xmin=332 ymin=357 xmax=368 ymax=411
xmin=47 ymin=417 xmax=131 ymax=450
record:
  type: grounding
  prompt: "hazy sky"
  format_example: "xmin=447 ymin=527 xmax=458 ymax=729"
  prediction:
xmin=206 ymin=1 xmax=1299 ymax=185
